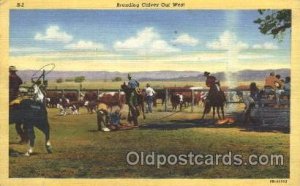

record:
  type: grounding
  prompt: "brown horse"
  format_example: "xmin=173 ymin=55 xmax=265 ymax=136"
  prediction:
xmin=201 ymin=85 xmax=226 ymax=119
xmin=121 ymin=83 xmax=145 ymax=126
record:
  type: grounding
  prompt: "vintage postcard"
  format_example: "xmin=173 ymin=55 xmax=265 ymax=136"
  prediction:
xmin=0 ymin=0 xmax=300 ymax=186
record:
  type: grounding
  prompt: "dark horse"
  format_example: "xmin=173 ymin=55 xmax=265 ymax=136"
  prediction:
xmin=201 ymin=85 xmax=226 ymax=119
xmin=121 ymin=83 xmax=145 ymax=126
xmin=9 ymin=85 xmax=52 ymax=156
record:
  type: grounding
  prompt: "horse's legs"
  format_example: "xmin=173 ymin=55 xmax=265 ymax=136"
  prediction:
xmin=15 ymin=123 xmax=28 ymax=144
xmin=25 ymin=123 xmax=35 ymax=156
xmin=140 ymin=102 xmax=146 ymax=119
xmin=217 ymin=107 xmax=221 ymax=119
xmin=201 ymin=110 xmax=205 ymax=119
xmin=35 ymin=116 xmax=52 ymax=154
xmin=221 ymin=106 xmax=225 ymax=119
xmin=43 ymin=119 xmax=52 ymax=154
xmin=128 ymin=105 xmax=138 ymax=126
xmin=212 ymin=107 xmax=215 ymax=119
xmin=131 ymin=106 xmax=138 ymax=126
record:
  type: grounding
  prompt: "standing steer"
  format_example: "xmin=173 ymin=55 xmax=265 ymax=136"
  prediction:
xmin=98 ymin=92 xmax=125 ymax=110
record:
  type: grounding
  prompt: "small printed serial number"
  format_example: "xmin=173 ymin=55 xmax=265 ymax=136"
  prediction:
xmin=270 ymin=179 xmax=288 ymax=183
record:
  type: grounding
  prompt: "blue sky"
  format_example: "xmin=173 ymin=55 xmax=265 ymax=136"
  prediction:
xmin=9 ymin=10 xmax=291 ymax=72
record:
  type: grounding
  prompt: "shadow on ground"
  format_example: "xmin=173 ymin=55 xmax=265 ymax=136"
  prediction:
xmin=9 ymin=148 xmax=41 ymax=157
xmin=139 ymin=112 xmax=290 ymax=134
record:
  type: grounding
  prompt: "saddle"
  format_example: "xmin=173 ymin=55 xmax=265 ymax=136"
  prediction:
xmin=9 ymin=96 xmax=30 ymax=106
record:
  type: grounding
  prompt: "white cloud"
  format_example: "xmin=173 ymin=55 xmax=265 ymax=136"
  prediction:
xmin=238 ymin=54 xmax=274 ymax=60
xmin=34 ymin=25 xmax=73 ymax=43
xmin=171 ymin=33 xmax=199 ymax=46
xmin=155 ymin=52 xmax=274 ymax=63
xmin=65 ymin=40 xmax=105 ymax=50
xmin=10 ymin=47 xmax=49 ymax=53
xmin=114 ymin=27 xmax=179 ymax=55
xmin=206 ymin=31 xmax=249 ymax=50
xmin=252 ymin=42 xmax=279 ymax=50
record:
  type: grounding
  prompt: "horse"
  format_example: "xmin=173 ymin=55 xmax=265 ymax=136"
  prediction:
xmin=121 ymin=82 xmax=145 ymax=126
xmin=9 ymin=84 xmax=52 ymax=156
xmin=201 ymin=85 xmax=226 ymax=120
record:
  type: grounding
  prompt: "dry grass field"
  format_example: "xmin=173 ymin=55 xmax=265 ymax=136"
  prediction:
xmin=9 ymin=102 xmax=289 ymax=178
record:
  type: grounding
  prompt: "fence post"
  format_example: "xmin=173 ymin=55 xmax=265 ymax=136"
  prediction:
xmin=164 ymin=89 xmax=168 ymax=112
xmin=77 ymin=89 xmax=80 ymax=101
xmin=191 ymin=89 xmax=194 ymax=113
xmin=97 ymin=89 xmax=100 ymax=96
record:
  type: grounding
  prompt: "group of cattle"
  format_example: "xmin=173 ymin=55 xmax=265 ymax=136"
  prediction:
xmin=45 ymin=88 xmax=208 ymax=115
xmin=45 ymin=91 xmax=126 ymax=115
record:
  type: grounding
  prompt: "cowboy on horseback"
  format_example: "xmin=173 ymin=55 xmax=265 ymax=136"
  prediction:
xmin=9 ymin=66 xmax=29 ymax=144
xmin=202 ymin=71 xmax=226 ymax=119
xmin=204 ymin=71 xmax=221 ymax=101
xmin=9 ymin=65 xmax=53 ymax=156
xmin=9 ymin=66 xmax=23 ymax=103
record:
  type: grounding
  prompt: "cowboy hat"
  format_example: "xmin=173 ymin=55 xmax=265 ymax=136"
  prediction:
xmin=9 ymin=66 xmax=17 ymax=71
xmin=203 ymin=71 xmax=210 ymax=76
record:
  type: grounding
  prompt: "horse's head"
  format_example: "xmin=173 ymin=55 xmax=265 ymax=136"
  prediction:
xmin=33 ymin=84 xmax=45 ymax=103
xmin=121 ymin=82 xmax=128 ymax=90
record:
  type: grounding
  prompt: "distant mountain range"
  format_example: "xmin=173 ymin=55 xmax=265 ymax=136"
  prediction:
xmin=17 ymin=69 xmax=290 ymax=82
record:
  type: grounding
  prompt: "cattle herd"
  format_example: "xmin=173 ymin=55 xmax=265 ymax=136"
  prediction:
xmin=45 ymin=88 xmax=209 ymax=115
